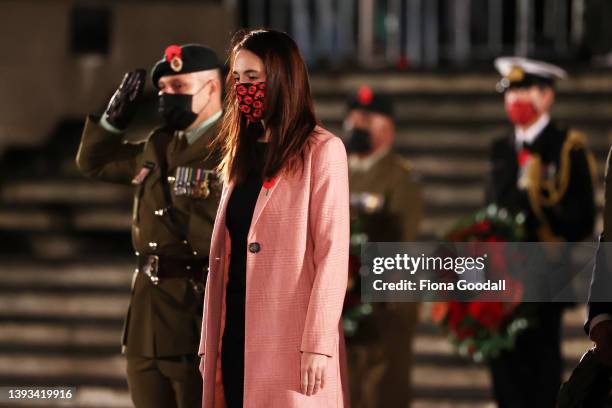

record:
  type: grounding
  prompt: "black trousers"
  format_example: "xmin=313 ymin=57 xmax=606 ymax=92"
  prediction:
xmin=488 ymin=305 xmax=563 ymax=408
xmin=221 ymin=280 xmax=246 ymax=408
xmin=126 ymin=354 xmax=202 ymax=408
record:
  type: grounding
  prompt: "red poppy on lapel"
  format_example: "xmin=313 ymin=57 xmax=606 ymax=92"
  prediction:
xmin=263 ymin=177 xmax=277 ymax=190
xmin=517 ymin=148 xmax=531 ymax=167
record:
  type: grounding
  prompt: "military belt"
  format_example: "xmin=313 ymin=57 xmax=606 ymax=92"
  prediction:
xmin=137 ymin=254 xmax=208 ymax=285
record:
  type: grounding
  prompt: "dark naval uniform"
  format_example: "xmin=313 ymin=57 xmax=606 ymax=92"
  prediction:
xmin=76 ymin=116 xmax=221 ymax=407
xmin=347 ymin=150 xmax=423 ymax=408
xmin=484 ymin=56 xmax=597 ymax=408
xmin=486 ymin=122 xmax=596 ymax=243
xmin=485 ymin=123 xmax=596 ymax=407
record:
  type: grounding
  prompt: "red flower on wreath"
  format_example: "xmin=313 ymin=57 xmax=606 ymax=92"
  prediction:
xmin=447 ymin=301 xmax=467 ymax=330
xmin=467 ymin=302 xmax=504 ymax=329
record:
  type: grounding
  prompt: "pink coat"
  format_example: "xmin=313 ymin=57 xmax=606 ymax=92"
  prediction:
xmin=198 ymin=126 xmax=351 ymax=407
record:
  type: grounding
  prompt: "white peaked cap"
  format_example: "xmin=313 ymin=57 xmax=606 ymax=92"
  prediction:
xmin=494 ymin=56 xmax=567 ymax=80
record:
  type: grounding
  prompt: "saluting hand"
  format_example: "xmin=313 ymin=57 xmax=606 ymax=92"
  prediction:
xmin=300 ymin=351 xmax=328 ymax=396
xmin=104 ymin=69 xmax=146 ymax=130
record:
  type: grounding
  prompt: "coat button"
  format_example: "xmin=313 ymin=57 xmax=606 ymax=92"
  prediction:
xmin=248 ymin=242 xmax=261 ymax=253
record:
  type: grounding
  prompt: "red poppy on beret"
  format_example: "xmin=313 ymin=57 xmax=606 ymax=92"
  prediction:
xmin=164 ymin=45 xmax=182 ymax=62
xmin=357 ymin=85 xmax=374 ymax=105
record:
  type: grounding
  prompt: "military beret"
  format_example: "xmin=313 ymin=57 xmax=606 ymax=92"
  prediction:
xmin=494 ymin=56 xmax=567 ymax=92
xmin=151 ymin=44 xmax=220 ymax=88
xmin=347 ymin=85 xmax=394 ymax=118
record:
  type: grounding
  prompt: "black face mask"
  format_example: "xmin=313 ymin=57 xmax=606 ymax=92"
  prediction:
xmin=158 ymin=93 xmax=198 ymax=130
xmin=346 ymin=128 xmax=372 ymax=154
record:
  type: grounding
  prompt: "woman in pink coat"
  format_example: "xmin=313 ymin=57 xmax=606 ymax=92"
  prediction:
xmin=198 ymin=29 xmax=350 ymax=407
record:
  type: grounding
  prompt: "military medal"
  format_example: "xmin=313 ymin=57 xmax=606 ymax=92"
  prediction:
xmin=132 ymin=162 xmax=156 ymax=185
xmin=173 ymin=166 xmax=214 ymax=198
xmin=195 ymin=169 xmax=211 ymax=199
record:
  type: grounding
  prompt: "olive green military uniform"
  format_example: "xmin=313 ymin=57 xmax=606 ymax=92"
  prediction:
xmin=76 ymin=116 xmax=221 ymax=408
xmin=347 ymin=150 xmax=423 ymax=408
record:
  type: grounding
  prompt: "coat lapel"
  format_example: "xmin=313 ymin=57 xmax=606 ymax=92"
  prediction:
xmin=215 ymin=170 xmax=282 ymax=244
xmin=249 ymin=173 xmax=283 ymax=233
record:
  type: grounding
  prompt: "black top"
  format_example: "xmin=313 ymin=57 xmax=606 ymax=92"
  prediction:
xmin=226 ymin=141 xmax=267 ymax=294
xmin=222 ymin=141 xmax=267 ymax=407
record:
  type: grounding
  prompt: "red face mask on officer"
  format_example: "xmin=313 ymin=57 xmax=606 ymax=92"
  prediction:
xmin=503 ymin=85 xmax=554 ymax=127
xmin=505 ymin=100 xmax=540 ymax=126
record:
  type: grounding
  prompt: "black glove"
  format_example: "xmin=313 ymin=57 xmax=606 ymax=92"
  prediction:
xmin=104 ymin=69 xmax=146 ymax=130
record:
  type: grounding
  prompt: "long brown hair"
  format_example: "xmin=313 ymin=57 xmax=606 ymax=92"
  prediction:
xmin=215 ymin=29 xmax=319 ymax=183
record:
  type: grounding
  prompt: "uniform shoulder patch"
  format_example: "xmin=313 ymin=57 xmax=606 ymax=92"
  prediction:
xmin=132 ymin=161 xmax=156 ymax=185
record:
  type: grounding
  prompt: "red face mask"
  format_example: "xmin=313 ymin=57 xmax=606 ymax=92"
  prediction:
xmin=236 ymin=82 xmax=266 ymax=123
xmin=505 ymin=100 xmax=539 ymax=126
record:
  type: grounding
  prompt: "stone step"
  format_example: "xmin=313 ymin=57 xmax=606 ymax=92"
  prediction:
xmin=0 ymin=182 xmax=131 ymax=205
xmin=315 ymin=99 xmax=612 ymax=123
xmin=0 ymin=209 xmax=131 ymax=232
xmin=309 ymin=72 xmax=612 ymax=95
xmin=0 ymin=293 xmax=129 ymax=320
xmin=0 ymin=262 xmax=133 ymax=294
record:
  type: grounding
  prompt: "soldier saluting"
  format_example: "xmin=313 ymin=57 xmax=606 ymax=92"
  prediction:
xmin=76 ymin=44 xmax=223 ymax=408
